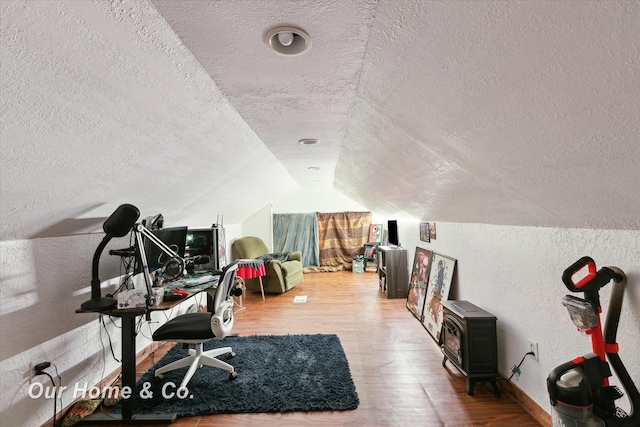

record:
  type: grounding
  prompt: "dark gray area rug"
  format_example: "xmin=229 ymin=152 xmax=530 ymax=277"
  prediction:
xmin=120 ymin=334 xmax=359 ymax=417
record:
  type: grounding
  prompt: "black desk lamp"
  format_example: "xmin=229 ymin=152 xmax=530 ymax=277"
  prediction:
xmin=81 ymin=204 xmax=140 ymax=312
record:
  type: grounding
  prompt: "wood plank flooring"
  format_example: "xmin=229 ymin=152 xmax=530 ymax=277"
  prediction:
xmin=92 ymin=271 xmax=543 ymax=426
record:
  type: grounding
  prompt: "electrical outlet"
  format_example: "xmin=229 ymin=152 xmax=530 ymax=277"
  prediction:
xmin=529 ymin=339 xmax=539 ymax=362
xmin=29 ymin=361 xmax=38 ymax=384
xmin=29 ymin=361 xmax=49 ymax=383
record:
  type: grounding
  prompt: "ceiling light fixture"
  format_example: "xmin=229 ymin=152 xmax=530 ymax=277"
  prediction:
xmin=299 ymin=138 xmax=319 ymax=146
xmin=277 ymin=31 xmax=294 ymax=47
xmin=264 ymin=26 xmax=312 ymax=56
xmin=307 ymin=166 xmax=320 ymax=171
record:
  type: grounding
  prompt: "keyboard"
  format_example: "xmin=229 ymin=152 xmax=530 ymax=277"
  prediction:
xmin=181 ymin=274 xmax=219 ymax=288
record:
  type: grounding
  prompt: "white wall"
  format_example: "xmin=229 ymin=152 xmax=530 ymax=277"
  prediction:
xmin=239 ymin=203 xmax=274 ymax=252
xmin=0 ymin=234 xmax=111 ymax=427
xmin=400 ymin=221 xmax=640 ymax=415
xmin=0 ymin=233 xmax=193 ymax=426
xmin=273 ymin=187 xmax=368 ymax=214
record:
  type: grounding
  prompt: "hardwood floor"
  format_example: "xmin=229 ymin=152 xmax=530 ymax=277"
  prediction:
xmin=93 ymin=271 xmax=543 ymax=426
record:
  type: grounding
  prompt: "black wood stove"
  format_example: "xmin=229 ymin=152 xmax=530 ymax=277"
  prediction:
xmin=440 ymin=300 xmax=499 ymax=396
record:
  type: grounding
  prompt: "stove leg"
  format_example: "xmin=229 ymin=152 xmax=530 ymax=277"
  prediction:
xmin=466 ymin=378 xmax=475 ymax=396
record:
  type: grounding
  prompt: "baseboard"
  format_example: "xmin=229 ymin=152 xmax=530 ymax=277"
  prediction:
xmin=500 ymin=374 xmax=552 ymax=427
xmin=40 ymin=341 xmax=165 ymax=427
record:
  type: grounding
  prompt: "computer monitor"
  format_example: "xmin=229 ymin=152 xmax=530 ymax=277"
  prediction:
xmin=185 ymin=228 xmax=217 ymax=271
xmin=143 ymin=226 xmax=188 ymax=271
xmin=388 ymin=220 xmax=399 ymax=247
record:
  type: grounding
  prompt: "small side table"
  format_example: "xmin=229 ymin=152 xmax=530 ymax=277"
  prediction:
xmin=236 ymin=259 xmax=266 ymax=301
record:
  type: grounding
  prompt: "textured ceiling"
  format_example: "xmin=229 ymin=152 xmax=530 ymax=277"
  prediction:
xmin=151 ymin=0 xmax=640 ymax=229
xmin=150 ymin=0 xmax=377 ymax=188
xmin=1 ymin=0 xmax=639 ymax=241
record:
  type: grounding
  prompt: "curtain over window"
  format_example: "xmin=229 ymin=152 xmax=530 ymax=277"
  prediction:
xmin=273 ymin=211 xmax=372 ymax=272
xmin=273 ymin=213 xmax=319 ymax=267
xmin=314 ymin=211 xmax=372 ymax=272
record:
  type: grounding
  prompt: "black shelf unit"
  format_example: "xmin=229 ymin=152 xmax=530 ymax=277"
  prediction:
xmin=363 ymin=242 xmax=379 ymax=272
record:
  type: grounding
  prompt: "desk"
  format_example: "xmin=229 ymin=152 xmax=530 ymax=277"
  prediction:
xmin=76 ymin=274 xmax=219 ymax=424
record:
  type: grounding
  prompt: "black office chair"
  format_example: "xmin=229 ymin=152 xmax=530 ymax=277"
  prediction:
xmin=152 ymin=261 xmax=241 ymax=389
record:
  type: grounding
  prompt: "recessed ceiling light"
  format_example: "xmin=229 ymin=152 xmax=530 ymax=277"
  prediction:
xmin=307 ymin=166 xmax=320 ymax=171
xmin=299 ymin=138 xmax=319 ymax=146
xmin=264 ymin=26 xmax=312 ymax=56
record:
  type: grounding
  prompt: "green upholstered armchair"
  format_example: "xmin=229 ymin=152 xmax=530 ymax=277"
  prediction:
xmin=231 ymin=236 xmax=303 ymax=294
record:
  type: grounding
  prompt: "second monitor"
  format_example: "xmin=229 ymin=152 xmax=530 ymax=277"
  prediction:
xmin=143 ymin=226 xmax=188 ymax=272
xmin=185 ymin=228 xmax=221 ymax=272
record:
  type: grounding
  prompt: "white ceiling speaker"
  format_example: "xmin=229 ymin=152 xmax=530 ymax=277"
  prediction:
xmin=264 ymin=26 xmax=312 ymax=56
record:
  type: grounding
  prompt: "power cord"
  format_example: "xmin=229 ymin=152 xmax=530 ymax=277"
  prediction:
xmin=99 ymin=315 xmax=121 ymax=363
xmin=34 ymin=362 xmax=61 ymax=427
xmin=507 ymin=351 xmax=534 ymax=382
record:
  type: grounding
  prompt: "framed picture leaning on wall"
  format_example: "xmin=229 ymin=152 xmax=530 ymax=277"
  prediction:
xmin=406 ymin=247 xmax=433 ymax=320
xmin=422 ymin=252 xmax=456 ymax=341
xmin=369 ymin=224 xmax=383 ymax=243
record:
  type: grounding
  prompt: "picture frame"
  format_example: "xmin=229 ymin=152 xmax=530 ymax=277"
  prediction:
xmin=368 ymin=224 xmax=383 ymax=243
xmin=406 ymin=247 xmax=433 ymax=321
xmin=429 ymin=222 xmax=437 ymax=240
xmin=422 ymin=252 xmax=456 ymax=341
xmin=419 ymin=222 xmax=430 ymax=242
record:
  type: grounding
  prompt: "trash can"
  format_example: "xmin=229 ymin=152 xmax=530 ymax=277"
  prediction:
xmin=352 ymin=256 xmax=364 ymax=273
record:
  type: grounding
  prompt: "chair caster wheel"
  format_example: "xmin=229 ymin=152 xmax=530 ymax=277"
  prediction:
xmin=230 ymin=372 xmax=238 ymax=380
xmin=229 ymin=352 xmax=236 ymax=358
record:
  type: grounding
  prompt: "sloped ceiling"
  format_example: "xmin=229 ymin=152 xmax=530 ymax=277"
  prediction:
xmin=151 ymin=0 xmax=640 ymax=230
xmin=335 ymin=0 xmax=640 ymax=229
xmin=1 ymin=0 xmax=639 ymax=241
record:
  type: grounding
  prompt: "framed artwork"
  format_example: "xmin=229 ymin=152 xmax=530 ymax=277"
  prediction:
xmin=368 ymin=224 xmax=383 ymax=243
xmin=429 ymin=223 xmax=437 ymax=240
xmin=422 ymin=252 xmax=456 ymax=341
xmin=406 ymin=247 xmax=432 ymax=320
xmin=419 ymin=222 xmax=430 ymax=242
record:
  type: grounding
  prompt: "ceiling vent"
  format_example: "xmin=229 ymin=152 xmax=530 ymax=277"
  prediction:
xmin=264 ymin=26 xmax=312 ymax=56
